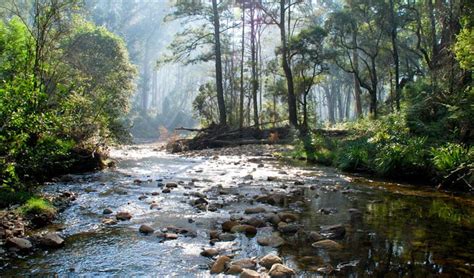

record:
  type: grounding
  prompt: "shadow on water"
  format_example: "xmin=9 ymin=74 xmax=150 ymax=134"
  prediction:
xmin=1 ymin=144 xmax=473 ymax=276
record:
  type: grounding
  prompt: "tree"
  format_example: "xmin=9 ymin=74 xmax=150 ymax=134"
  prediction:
xmin=258 ymin=0 xmax=303 ymax=127
xmin=63 ymin=21 xmax=137 ymax=141
xmin=164 ymin=0 xmax=232 ymax=126
xmin=326 ymin=1 xmax=388 ymax=118
xmin=290 ymin=25 xmax=327 ymax=128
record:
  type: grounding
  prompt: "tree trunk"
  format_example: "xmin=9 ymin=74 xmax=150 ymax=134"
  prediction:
xmin=389 ymin=0 xmax=401 ymax=111
xmin=250 ymin=4 xmax=259 ymax=128
xmin=352 ymin=30 xmax=363 ymax=118
xmin=212 ymin=0 xmax=227 ymax=126
xmin=279 ymin=0 xmax=298 ymax=127
xmin=239 ymin=2 xmax=245 ymax=129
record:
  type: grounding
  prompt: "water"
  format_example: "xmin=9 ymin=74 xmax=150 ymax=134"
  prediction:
xmin=1 ymin=144 xmax=473 ymax=277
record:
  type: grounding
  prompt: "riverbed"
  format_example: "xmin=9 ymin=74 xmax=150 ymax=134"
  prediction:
xmin=1 ymin=143 xmax=473 ymax=276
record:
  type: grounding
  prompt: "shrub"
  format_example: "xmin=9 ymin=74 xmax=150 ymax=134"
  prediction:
xmin=373 ymin=136 xmax=429 ymax=177
xmin=336 ymin=137 xmax=373 ymax=171
xmin=431 ymin=143 xmax=471 ymax=175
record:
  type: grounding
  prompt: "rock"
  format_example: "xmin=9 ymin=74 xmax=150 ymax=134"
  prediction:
xmin=308 ymin=231 xmax=323 ymax=242
xmin=318 ymin=208 xmax=338 ymax=215
xmin=294 ymin=180 xmax=304 ymax=185
xmin=226 ymin=264 xmax=244 ymax=274
xmin=277 ymin=212 xmax=299 ymax=223
xmin=240 ymin=269 xmax=260 ymax=278
xmin=151 ymin=192 xmax=160 ymax=196
xmin=150 ymin=203 xmax=160 ymax=210
xmin=316 ymin=264 xmax=335 ymax=275
xmin=116 ymin=212 xmax=132 ymax=221
xmin=218 ymin=233 xmax=237 ymax=241
xmin=102 ymin=208 xmax=113 ymax=215
xmin=192 ymin=197 xmax=209 ymax=206
xmin=166 ymin=182 xmax=178 ymax=188
xmin=211 ymin=255 xmax=231 ymax=274
xmin=277 ymin=223 xmax=299 ymax=234
xmin=231 ymin=258 xmax=257 ymax=270
xmin=268 ymin=263 xmax=296 ymax=277
xmin=209 ymin=230 xmax=220 ymax=240
xmin=311 ymin=239 xmax=343 ymax=250
xmin=231 ymin=224 xmax=257 ymax=235
xmin=102 ymin=218 xmax=117 ymax=225
xmin=165 ymin=233 xmax=178 ymax=240
xmin=260 ymin=254 xmax=283 ymax=269
xmin=267 ymin=176 xmax=278 ymax=181
xmin=243 ymin=217 xmax=266 ymax=228
xmin=201 ymin=248 xmax=219 ymax=257
xmin=245 ymin=207 xmax=266 ymax=214
xmin=222 ymin=220 xmax=239 ymax=232
xmin=139 ymin=225 xmax=154 ymax=234
xmin=265 ymin=213 xmax=281 ymax=226
xmin=162 ymin=188 xmax=171 ymax=193
xmin=257 ymin=235 xmax=285 ymax=247
xmin=6 ymin=237 xmax=32 ymax=251
xmin=30 ymin=212 xmax=56 ymax=228
xmin=243 ymin=174 xmax=253 ymax=180
xmin=321 ymin=224 xmax=346 ymax=240
xmin=84 ymin=187 xmax=97 ymax=193
xmin=266 ymin=194 xmax=286 ymax=206
xmin=38 ymin=233 xmax=64 ymax=248
xmin=138 ymin=195 xmax=148 ymax=200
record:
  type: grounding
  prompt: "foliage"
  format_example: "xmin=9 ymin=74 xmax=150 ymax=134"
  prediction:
xmin=0 ymin=11 xmax=136 ymax=197
xmin=431 ymin=143 xmax=473 ymax=176
xmin=336 ymin=137 xmax=372 ymax=171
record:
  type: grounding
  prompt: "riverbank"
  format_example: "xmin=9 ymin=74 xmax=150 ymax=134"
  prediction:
xmin=1 ymin=143 xmax=473 ymax=276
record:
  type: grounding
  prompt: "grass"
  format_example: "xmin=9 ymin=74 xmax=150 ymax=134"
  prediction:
xmin=19 ymin=197 xmax=56 ymax=216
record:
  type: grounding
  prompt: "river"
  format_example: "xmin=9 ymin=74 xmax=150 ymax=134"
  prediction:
xmin=1 ymin=143 xmax=473 ymax=277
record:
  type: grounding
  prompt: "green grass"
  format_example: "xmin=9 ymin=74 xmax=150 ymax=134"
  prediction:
xmin=19 ymin=197 xmax=56 ymax=216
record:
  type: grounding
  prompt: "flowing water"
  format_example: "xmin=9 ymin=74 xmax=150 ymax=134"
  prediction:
xmin=1 ymin=143 xmax=473 ymax=277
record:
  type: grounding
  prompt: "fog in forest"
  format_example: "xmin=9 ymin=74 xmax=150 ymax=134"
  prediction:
xmin=84 ymin=0 xmax=371 ymax=140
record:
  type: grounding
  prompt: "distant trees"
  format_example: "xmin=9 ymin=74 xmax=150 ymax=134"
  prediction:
xmin=164 ymin=0 xmax=233 ymax=126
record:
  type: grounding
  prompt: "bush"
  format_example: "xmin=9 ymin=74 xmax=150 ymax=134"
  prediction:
xmin=374 ymin=136 xmax=429 ymax=177
xmin=336 ymin=137 xmax=373 ymax=171
xmin=431 ymin=143 xmax=472 ymax=175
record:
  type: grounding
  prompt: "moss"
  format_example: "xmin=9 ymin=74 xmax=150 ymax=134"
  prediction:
xmin=19 ymin=197 xmax=56 ymax=216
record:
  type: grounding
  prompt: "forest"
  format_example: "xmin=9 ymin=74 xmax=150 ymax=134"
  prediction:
xmin=0 ymin=0 xmax=473 ymax=277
